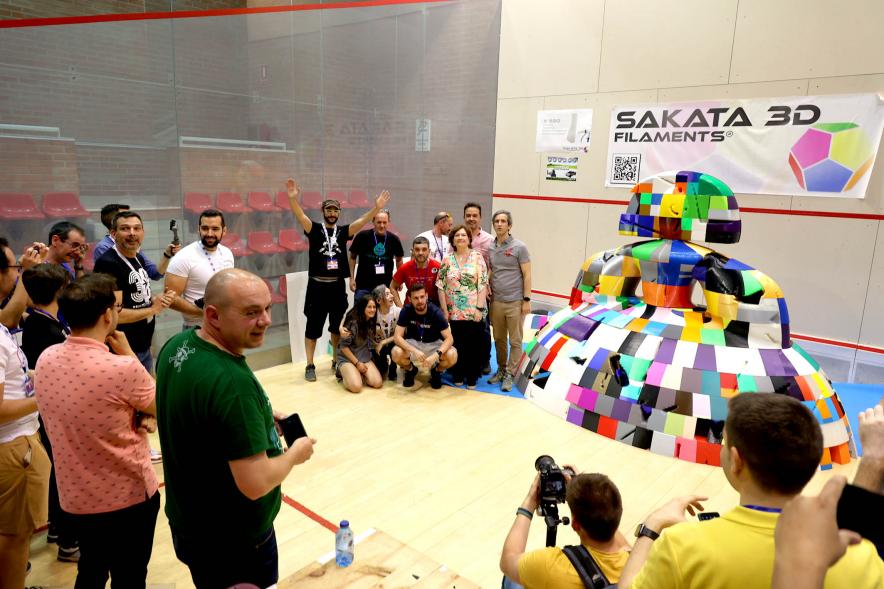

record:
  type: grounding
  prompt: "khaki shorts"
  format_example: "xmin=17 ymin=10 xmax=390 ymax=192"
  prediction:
xmin=405 ymin=339 xmax=443 ymax=372
xmin=0 ymin=432 xmax=50 ymax=535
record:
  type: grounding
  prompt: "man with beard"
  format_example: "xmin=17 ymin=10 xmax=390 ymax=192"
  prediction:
xmin=390 ymin=236 xmax=441 ymax=307
xmin=286 ymin=177 xmax=391 ymax=383
xmin=94 ymin=211 xmax=177 ymax=372
xmin=416 ymin=211 xmax=452 ymax=263
xmin=391 ymin=283 xmax=457 ymax=389
xmin=164 ymin=209 xmax=235 ymax=330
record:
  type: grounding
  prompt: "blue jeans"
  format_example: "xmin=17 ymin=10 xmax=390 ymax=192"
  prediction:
xmin=172 ymin=525 xmax=278 ymax=589
xmin=502 ymin=577 xmax=524 ymax=589
xmin=135 ymin=348 xmax=153 ymax=375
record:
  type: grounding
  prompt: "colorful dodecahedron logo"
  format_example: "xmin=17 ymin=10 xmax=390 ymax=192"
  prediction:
xmin=788 ymin=123 xmax=874 ymax=192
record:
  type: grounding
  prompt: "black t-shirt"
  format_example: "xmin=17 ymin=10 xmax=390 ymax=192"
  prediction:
xmin=21 ymin=311 xmax=67 ymax=369
xmin=306 ymin=222 xmax=351 ymax=279
xmin=396 ymin=302 xmax=448 ymax=343
xmin=349 ymin=229 xmax=404 ymax=290
xmin=94 ymin=248 xmax=155 ymax=353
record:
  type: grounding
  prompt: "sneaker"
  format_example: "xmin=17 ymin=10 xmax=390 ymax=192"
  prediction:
xmin=387 ymin=364 xmax=397 ymax=381
xmin=150 ymin=447 xmax=162 ymax=463
xmin=488 ymin=370 xmax=505 ymax=385
xmin=305 ymin=364 xmax=317 ymax=382
xmin=466 ymin=380 xmax=478 ymax=390
xmin=482 ymin=364 xmax=492 ymax=375
xmin=57 ymin=544 xmax=80 ymax=563
xmin=430 ymin=369 xmax=442 ymax=389
xmin=451 ymin=375 xmax=464 ymax=386
xmin=46 ymin=524 xmax=58 ymax=544
xmin=403 ymin=366 xmax=418 ymax=387
xmin=501 ymin=372 xmax=514 ymax=392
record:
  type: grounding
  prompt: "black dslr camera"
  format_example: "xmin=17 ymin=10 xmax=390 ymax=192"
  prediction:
xmin=534 ymin=455 xmax=574 ymax=546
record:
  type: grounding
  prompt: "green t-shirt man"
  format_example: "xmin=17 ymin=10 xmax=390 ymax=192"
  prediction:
xmin=156 ymin=328 xmax=284 ymax=543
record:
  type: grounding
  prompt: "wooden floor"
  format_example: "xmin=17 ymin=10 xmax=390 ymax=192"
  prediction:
xmin=28 ymin=357 xmax=858 ymax=588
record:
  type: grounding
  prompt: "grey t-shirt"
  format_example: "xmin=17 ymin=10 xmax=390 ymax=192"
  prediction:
xmin=489 ymin=236 xmax=530 ymax=302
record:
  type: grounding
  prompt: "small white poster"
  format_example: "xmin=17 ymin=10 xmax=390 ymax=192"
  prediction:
xmin=546 ymin=155 xmax=578 ymax=181
xmin=536 ymin=109 xmax=592 ymax=153
xmin=415 ymin=119 xmax=431 ymax=152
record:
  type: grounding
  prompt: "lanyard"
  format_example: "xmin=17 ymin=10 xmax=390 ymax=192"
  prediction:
xmin=201 ymin=246 xmax=218 ymax=271
xmin=323 ymin=225 xmax=339 ymax=259
xmin=742 ymin=505 xmax=782 ymax=513
xmin=114 ymin=245 xmax=145 ymax=277
xmin=433 ymin=233 xmax=445 ymax=260
xmin=28 ymin=307 xmax=70 ymax=336
xmin=2 ymin=326 xmax=33 ymax=396
xmin=414 ymin=262 xmax=429 ymax=284
xmin=372 ymin=231 xmax=388 ymax=257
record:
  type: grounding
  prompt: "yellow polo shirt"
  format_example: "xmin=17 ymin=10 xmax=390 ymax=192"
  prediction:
xmin=631 ymin=506 xmax=883 ymax=589
xmin=518 ymin=545 xmax=629 ymax=588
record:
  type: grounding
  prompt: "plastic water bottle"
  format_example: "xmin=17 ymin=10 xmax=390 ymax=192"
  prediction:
xmin=335 ymin=520 xmax=354 ymax=567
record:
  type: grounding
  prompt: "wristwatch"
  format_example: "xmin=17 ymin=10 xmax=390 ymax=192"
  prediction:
xmin=522 ymin=296 xmax=530 ymax=302
xmin=634 ymin=523 xmax=660 ymax=541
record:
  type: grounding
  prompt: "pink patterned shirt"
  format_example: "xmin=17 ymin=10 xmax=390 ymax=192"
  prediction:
xmin=35 ymin=337 xmax=157 ymax=514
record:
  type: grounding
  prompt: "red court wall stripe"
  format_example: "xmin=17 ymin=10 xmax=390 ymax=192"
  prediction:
xmin=283 ymin=493 xmax=339 ymax=533
xmin=494 ymin=193 xmax=884 ymax=221
xmin=530 ymin=289 xmax=884 ymax=355
xmin=0 ymin=0 xmax=454 ymax=28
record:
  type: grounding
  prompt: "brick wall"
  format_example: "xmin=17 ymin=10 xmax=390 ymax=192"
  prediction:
xmin=0 ymin=137 xmax=79 ymax=193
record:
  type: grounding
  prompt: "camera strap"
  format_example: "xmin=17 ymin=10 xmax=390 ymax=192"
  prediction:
xmin=562 ymin=545 xmax=610 ymax=589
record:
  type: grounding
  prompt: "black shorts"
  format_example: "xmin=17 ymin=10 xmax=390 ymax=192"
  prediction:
xmin=304 ymin=278 xmax=348 ymax=340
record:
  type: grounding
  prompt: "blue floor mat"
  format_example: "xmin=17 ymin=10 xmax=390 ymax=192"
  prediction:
xmin=833 ymin=382 xmax=883 ymax=456
xmin=440 ymin=354 xmax=525 ymax=398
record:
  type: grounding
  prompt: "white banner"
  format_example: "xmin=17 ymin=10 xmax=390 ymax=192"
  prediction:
xmin=536 ymin=109 xmax=592 ymax=153
xmin=605 ymin=93 xmax=884 ymax=198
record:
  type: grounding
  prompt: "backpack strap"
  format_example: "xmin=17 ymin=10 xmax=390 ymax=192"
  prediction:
xmin=562 ymin=545 xmax=611 ymax=589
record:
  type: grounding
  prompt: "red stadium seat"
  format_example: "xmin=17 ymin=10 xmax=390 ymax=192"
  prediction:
xmin=42 ymin=192 xmax=90 ymax=219
xmin=264 ymin=278 xmax=286 ymax=305
xmin=221 ymin=233 xmax=252 ymax=257
xmin=278 ymin=275 xmax=288 ymax=298
xmin=301 ymin=191 xmax=323 ymax=210
xmin=278 ymin=228 xmax=308 ymax=252
xmin=0 ymin=193 xmax=45 ymax=220
xmin=248 ymin=191 xmax=283 ymax=212
xmin=216 ymin=192 xmax=252 ymax=213
xmin=247 ymin=231 xmax=285 ymax=255
xmin=184 ymin=192 xmax=213 ymax=214
xmin=327 ymin=190 xmax=351 ymax=209
xmin=348 ymin=190 xmax=370 ymax=208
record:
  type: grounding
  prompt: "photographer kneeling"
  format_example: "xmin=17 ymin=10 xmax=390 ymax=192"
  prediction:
xmin=500 ymin=466 xmax=631 ymax=588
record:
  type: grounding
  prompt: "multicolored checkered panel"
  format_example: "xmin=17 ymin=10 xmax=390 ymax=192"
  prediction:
xmin=518 ymin=171 xmax=854 ymax=470
xmin=619 ymin=170 xmax=741 ymax=244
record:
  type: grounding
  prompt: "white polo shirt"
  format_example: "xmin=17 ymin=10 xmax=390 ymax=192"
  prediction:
xmin=416 ymin=230 xmax=450 ymax=263
xmin=165 ymin=241 xmax=235 ymax=324
xmin=0 ymin=324 xmax=38 ymax=443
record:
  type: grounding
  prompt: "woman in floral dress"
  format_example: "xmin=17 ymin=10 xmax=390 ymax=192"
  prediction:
xmin=436 ymin=225 xmax=488 ymax=388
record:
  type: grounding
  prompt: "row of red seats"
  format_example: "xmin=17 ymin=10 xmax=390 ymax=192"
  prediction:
xmin=0 ymin=192 xmax=90 ymax=220
xmin=264 ymin=277 xmax=288 ymax=305
xmin=220 ymin=229 xmax=308 ymax=256
xmin=184 ymin=190 xmax=371 ymax=214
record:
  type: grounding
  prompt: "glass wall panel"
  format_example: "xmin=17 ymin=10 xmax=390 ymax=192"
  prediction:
xmin=0 ymin=0 xmax=501 ymax=364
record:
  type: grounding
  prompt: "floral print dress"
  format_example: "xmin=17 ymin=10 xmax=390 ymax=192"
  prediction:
xmin=436 ymin=249 xmax=489 ymax=321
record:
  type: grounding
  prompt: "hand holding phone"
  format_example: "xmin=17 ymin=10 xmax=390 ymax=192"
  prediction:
xmin=277 ymin=413 xmax=308 ymax=448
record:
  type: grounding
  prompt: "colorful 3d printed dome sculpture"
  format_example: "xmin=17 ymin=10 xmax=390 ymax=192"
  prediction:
xmin=514 ymin=170 xmax=854 ymax=469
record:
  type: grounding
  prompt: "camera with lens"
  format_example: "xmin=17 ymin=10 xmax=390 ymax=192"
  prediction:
xmin=534 ymin=455 xmax=575 ymax=546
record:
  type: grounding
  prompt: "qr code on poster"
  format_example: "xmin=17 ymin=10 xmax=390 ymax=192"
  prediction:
xmin=610 ymin=154 xmax=641 ymax=185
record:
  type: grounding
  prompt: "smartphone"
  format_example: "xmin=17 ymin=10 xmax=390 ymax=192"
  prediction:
xmin=169 ymin=219 xmax=181 ymax=246
xmin=278 ymin=413 xmax=308 ymax=448
xmin=698 ymin=512 xmax=720 ymax=521
xmin=837 ymin=483 xmax=883 ymax=549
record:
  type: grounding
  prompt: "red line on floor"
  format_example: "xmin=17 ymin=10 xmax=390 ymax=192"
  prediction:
xmin=0 ymin=0 xmax=454 ymax=28
xmin=494 ymin=193 xmax=884 ymax=221
xmin=529 ymin=289 xmax=884 ymax=355
xmin=282 ymin=493 xmax=339 ymax=533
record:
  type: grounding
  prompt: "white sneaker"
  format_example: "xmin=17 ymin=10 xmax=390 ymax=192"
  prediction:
xmin=150 ymin=447 xmax=162 ymax=463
